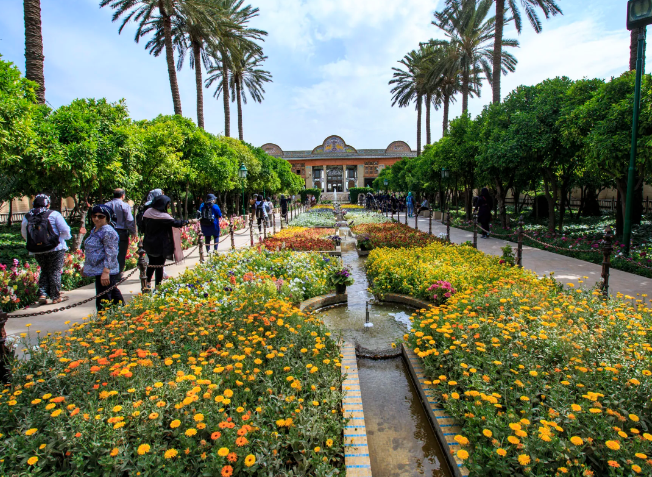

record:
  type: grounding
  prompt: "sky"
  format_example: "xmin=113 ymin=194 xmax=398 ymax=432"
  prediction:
xmin=0 ymin=0 xmax=636 ymax=152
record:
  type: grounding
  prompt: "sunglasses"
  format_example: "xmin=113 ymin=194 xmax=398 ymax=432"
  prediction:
xmin=91 ymin=214 xmax=108 ymax=220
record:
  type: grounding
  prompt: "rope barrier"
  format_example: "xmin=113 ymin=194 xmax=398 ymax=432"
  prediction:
xmin=522 ymin=233 xmax=601 ymax=254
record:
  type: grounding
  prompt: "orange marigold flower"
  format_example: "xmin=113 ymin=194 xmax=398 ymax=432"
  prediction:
xmin=211 ymin=431 xmax=222 ymax=441
xmin=608 ymin=460 xmax=620 ymax=468
xmin=236 ymin=437 xmax=249 ymax=446
xmin=221 ymin=465 xmax=233 ymax=477
xmin=227 ymin=452 xmax=238 ymax=462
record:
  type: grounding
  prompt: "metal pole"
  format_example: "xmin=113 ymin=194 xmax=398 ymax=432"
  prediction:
xmin=428 ymin=209 xmax=432 ymax=235
xmin=601 ymin=226 xmax=613 ymax=299
xmin=241 ymin=187 xmax=245 ymax=216
xmin=230 ymin=219 xmax=235 ymax=250
xmin=446 ymin=208 xmax=451 ymax=242
xmin=198 ymin=231 xmax=205 ymax=263
xmin=404 ymin=204 xmax=408 ymax=225
xmin=472 ymin=212 xmax=478 ymax=249
xmin=517 ymin=216 xmax=524 ymax=268
xmin=0 ymin=311 xmax=11 ymax=383
xmin=414 ymin=208 xmax=418 ymax=230
xmin=250 ymin=215 xmax=254 ymax=247
xmin=624 ymin=30 xmax=646 ymax=256
xmin=273 ymin=210 xmax=276 ymax=235
xmin=137 ymin=240 xmax=148 ymax=292
xmin=263 ymin=215 xmax=267 ymax=240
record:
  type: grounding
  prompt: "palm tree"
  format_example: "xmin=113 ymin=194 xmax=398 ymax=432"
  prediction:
xmin=390 ymin=49 xmax=432 ymax=156
xmin=226 ymin=51 xmax=272 ymax=140
xmin=492 ymin=0 xmax=561 ymax=103
xmin=100 ymin=0 xmax=185 ymax=115
xmin=432 ymin=0 xmax=518 ymax=113
xmin=24 ymin=0 xmax=46 ymax=104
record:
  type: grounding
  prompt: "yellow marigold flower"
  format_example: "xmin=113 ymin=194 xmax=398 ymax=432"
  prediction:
xmin=635 ymin=453 xmax=647 ymax=459
xmin=164 ymin=449 xmax=179 ymax=459
xmin=25 ymin=428 xmax=38 ymax=436
xmin=326 ymin=439 xmax=334 ymax=447
xmin=518 ymin=454 xmax=531 ymax=466
xmin=507 ymin=436 xmax=520 ymax=445
xmin=644 ymin=433 xmax=652 ymax=441
xmin=137 ymin=444 xmax=150 ymax=455
xmin=454 ymin=435 xmax=469 ymax=446
xmin=149 ymin=412 xmax=159 ymax=420
xmin=314 ymin=447 xmax=321 ymax=453
xmin=605 ymin=440 xmax=620 ymax=451
xmin=312 ymin=401 xmax=319 ymax=406
xmin=112 ymin=405 xmax=122 ymax=413
xmin=496 ymin=448 xmax=507 ymax=457
xmin=51 ymin=409 xmax=62 ymax=417
xmin=629 ymin=414 xmax=639 ymax=422
xmin=571 ymin=404 xmax=581 ymax=412
xmin=529 ymin=371 xmax=538 ymax=377
xmin=27 ymin=456 xmax=38 ymax=466
xmin=245 ymin=454 xmax=256 ymax=467
xmin=570 ymin=436 xmax=583 ymax=446
xmin=31 ymin=399 xmax=41 ymax=405
xmin=218 ymin=447 xmax=229 ymax=457
xmin=483 ymin=429 xmax=492 ymax=438
xmin=223 ymin=389 xmax=233 ymax=398
xmin=632 ymin=464 xmax=642 ymax=474
xmin=457 ymin=449 xmax=469 ymax=460
xmin=45 ymin=403 xmax=56 ymax=410
xmin=170 ymin=420 xmax=181 ymax=429
xmin=110 ymin=448 xmax=119 ymax=457
xmin=185 ymin=428 xmax=197 ymax=437
xmin=194 ymin=414 xmax=204 ymax=422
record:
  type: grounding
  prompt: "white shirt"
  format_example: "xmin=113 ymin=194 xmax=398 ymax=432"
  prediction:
xmin=21 ymin=210 xmax=72 ymax=255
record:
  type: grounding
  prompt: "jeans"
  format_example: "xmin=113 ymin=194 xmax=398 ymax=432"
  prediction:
xmin=205 ymin=234 xmax=219 ymax=252
xmin=407 ymin=203 xmax=414 ymax=217
xmin=34 ymin=250 xmax=66 ymax=300
xmin=146 ymin=255 xmax=166 ymax=285
xmin=95 ymin=274 xmax=124 ymax=311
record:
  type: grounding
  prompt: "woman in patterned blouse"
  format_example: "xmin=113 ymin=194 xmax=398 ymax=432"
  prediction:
xmin=82 ymin=204 xmax=125 ymax=311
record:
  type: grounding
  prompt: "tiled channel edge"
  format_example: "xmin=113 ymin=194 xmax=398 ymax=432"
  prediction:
xmin=341 ymin=341 xmax=373 ymax=477
xmin=402 ymin=344 xmax=470 ymax=477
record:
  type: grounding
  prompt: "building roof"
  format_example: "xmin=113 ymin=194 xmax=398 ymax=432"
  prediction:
xmin=261 ymin=135 xmax=416 ymax=160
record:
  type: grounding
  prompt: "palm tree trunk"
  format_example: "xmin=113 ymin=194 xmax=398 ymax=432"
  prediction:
xmin=492 ymin=0 xmax=505 ymax=104
xmin=159 ymin=0 xmax=182 ymax=116
xmin=192 ymin=40 xmax=204 ymax=129
xmin=24 ymin=0 xmax=46 ymax=104
xmin=416 ymin=94 xmax=422 ymax=156
xmin=462 ymin=65 xmax=470 ymax=113
xmin=236 ymin=77 xmax=244 ymax=141
xmin=221 ymin=51 xmax=231 ymax=137
xmin=442 ymin=93 xmax=450 ymax=135
xmin=425 ymin=93 xmax=431 ymax=145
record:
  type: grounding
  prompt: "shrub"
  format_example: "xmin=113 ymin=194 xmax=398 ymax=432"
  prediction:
xmin=299 ymin=188 xmax=321 ymax=204
xmin=348 ymin=187 xmax=373 ymax=205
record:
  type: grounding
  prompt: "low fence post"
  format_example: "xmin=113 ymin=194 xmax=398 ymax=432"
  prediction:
xmin=250 ymin=215 xmax=254 ymax=247
xmin=198 ymin=231 xmax=205 ymax=263
xmin=428 ymin=209 xmax=432 ymax=235
xmin=414 ymin=209 xmax=418 ymax=230
xmin=273 ymin=210 xmax=276 ymax=235
xmin=280 ymin=211 xmax=284 ymax=230
xmin=391 ymin=207 xmax=394 ymax=222
xmin=601 ymin=225 xmax=613 ymax=299
xmin=517 ymin=216 xmax=524 ymax=268
xmin=404 ymin=207 xmax=408 ymax=225
xmin=263 ymin=215 xmax=267 ymax=240
xmin=230 ymin=219 xmax=235 ymax=250
xmin=0 ymin=310 xmax=11 ymax=384
xmin=473 ymin=212 xmax=478 ymax=249
xmin=446 ymin=208 xmax=451 ymax=242
xmin=137 ymin=241 xmax=148 ymax=292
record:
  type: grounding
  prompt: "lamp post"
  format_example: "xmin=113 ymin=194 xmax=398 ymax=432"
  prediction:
xmin=441 ymin=168 xmax=450 ymax=212
xmin=624 ymin=0 xmax=652 ymax=255
xmin=239 ymin=163 xmax=248 ymax=216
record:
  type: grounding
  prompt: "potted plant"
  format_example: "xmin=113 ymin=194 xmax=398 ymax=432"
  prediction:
xmin=328 ymin=266 xmax=354 ymax=294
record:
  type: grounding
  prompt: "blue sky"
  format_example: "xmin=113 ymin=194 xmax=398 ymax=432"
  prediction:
xmin=0 ymin=0 xmax=635 ymax=151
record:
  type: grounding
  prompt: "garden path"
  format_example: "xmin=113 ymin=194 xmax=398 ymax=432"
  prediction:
xmin=6 ymin=216 xmax=281 ymax=341
xmin=394 ymin=212 xmax=651 ymax=302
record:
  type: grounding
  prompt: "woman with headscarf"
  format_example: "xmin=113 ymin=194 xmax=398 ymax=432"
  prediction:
xmin=136 ymin=189 xmax=163 ymax=232
xmin=142 ymin=195 xmax=188 ymax=289
xmin=21 ymin=194 xmax=72 ymax=304
xmin=406 ymin=192 xmax=414 ymax=218
xmin=280 ymin=194 xmax=288 ymax=221
xmin=198 ymin=194 xmax=222 ymax=254
xmin=82 ymin=204 xmax=124 ymax=311
xmin=477 ymin=187 xmax=493 ymax=238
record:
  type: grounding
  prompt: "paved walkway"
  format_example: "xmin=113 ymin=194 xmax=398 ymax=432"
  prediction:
xmin=6 ymin=214 xmax=287 ymax=340
xmin=392 ymin=212 xmax=651 ymax=301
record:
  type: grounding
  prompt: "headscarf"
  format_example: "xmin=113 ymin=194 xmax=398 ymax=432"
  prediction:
xmin=205 ymin=194 xmax=216 ymax=204
xmin=30 ymin=194 xmax=51 ymax=215
xmin=145 ymin=189 xmax=163 ymax=206
xmin=407 ymin=192 xmax=412 ymax=197
xmin=91 ymin=204 xmax=116 ymax=227
xmin=151 ymin=195 xmax=171 ymax=213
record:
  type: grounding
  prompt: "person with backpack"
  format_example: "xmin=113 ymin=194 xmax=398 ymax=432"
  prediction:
xmin=21 ymin=194 xmax=72 ymax=305
xmin=406 ymin=192 xmax=415 ymax=218
xmin=279 ymin=194 xmax=288 ymax=221
xmin=105 ymin=188 xmax=136 ymax=275
xmin=142 ymin=195 xmax=188 ymax=289
xmin=82 ymin=204 xmax=125 ymax=311
xmin=253 ymin=194 xmax=267 ymax=233
xmin=198 ymin=194 xmax=223 ymax=254
xmin=264 ymin=197 xmax=273 ymax=228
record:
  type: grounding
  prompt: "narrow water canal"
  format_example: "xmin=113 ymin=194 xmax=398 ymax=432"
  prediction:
xmin=318 ymin=247 xmax=452 ymax=477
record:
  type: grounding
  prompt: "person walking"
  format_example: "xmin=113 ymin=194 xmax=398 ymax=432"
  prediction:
xmin=477 ymin=187 xmax=493 ymax=238
xmin=279 ymin=194 xmax=288 ymax=222
xmin=253 ymin=194 xmax=266 ymax=233
xmin=406 ymin=192 xmax=414 ymax=218
xmin=136 ymin=189 xmax=163 ymax=231
xmin=265 ymin=197 xmax=273 ymax=228
xmin=142 ymin=195 xmax=188 ymax=289
xmin=21 ymin=194 xmax=72 ymax=305
xmin=82 ymin=204 xmax=125 ymax=311
xmin=198 ymin=194 xmax=223 ymax=254
xmin=105 ymin=188 xmax=136 ymax=275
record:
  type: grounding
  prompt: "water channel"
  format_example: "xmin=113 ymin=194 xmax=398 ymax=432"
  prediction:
xmin=318 ymin=241 xmax=452 ymax=477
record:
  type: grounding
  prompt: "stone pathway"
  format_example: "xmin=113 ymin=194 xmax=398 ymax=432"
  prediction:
xmin=6 ymin=215 xmax=284 ymax=339
xmin=393 ymin=212 xmax=651 ymax=301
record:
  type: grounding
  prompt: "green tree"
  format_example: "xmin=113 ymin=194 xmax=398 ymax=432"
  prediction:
xmin=228 ymin=52 xmax=272 ymax=141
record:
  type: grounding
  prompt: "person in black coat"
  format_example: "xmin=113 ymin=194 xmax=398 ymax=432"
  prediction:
xmin=476 ymin=187 xmax=493 ymax=238
xmin=142 ymin=195 xmax=188 ymax=288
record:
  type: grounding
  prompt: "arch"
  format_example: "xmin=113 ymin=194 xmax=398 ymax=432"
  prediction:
xmin=261 ymin=143 xmax=283 ymax=156
xmin=385 ymin=141 xmax=412 ymax=154
xmin=311 ymin=135 xmax=357 ymax=154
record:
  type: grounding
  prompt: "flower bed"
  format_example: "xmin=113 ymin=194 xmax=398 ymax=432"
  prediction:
xmin=0 ymin=250 xmax=346 ymax=476
xmin=262 ymin=227 xmax=336 ymax=252
xmin=345 ymin=212 xmax=391 ymax=226
xmin=366 ymin=241 xmax=529 ymax=301
xmin=341 ymin=205 xmax=364 ymax=209
xmin=289 ymin=213 xmax=336 ymax=228
xmin=351 ymin=222 xmax=437 ymax=250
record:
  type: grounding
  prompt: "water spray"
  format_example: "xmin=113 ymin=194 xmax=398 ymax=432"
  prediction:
xmin=364 ymin=301 xmax=373 ymax=328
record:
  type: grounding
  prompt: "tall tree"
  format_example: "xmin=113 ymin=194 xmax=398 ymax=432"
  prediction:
xmin=100 ymin=0 xmax=184 ymax=115
xmin=423 ymin=40 xmax=464 ymax=135
xmin=433 ymin=0 xmax=518 ymax=112
xmin=492 ymin=0 xmax=561 ymax=104
xmin=24 ymin=0 xmax=46 ymax=104
xmin=228 ymin=52 xmax=272 ymax=141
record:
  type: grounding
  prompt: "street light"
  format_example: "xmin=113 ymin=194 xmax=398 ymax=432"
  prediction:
xmin=238 ymin=163 xmax=248 ymax=216
xmin=441 ymin=167 xmax=450 ymax=179
xmin=624 ymin=0 xmax=652 ymax=255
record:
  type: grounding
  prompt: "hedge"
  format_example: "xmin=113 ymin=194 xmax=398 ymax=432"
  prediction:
xmin=348 ymin=188 xmax=373 ymax=205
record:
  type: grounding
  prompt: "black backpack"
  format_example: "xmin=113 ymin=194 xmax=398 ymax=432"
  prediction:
xmin=200 ymin=203 xmax=215 ymax=225
xmin=26 ymin=210 xmax=60 ymax=253
xmin=255 ymin=201 xmax=264 ymax=219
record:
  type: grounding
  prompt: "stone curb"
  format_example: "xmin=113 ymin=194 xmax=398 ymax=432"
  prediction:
xmin=374 ymin=293 xmax=431 ymax=310
xmin=402 ymin=344 xmax=470 ymax=477
xmin=299 ymin=293 xmax=347 ymax=313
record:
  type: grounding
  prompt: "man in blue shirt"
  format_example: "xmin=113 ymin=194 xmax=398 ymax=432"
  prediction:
xmin=198 ymin=194 xmax=223 ymax=253
xmin=105 ymin=188 xmax=136 ymax=274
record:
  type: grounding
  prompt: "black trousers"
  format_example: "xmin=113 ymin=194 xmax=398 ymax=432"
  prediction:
xmin=479 ymin=217 xmax=490 ymax=236
xmin=95 ymin=274 xmax=124 ymax=311
xmin=118 ymin=237 xmax=129 ymax=273
xmin=34 ymin=250 xmax=66 ymax=300
xmin=146 ymin=255 xmax=166 ymax=285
